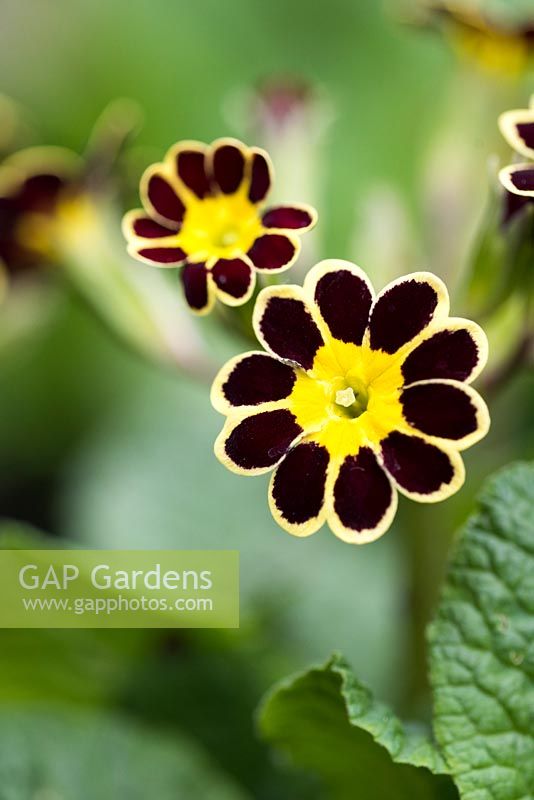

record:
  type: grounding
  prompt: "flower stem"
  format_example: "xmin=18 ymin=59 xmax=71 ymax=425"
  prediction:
xmin=55 ymin=193 xmax=217 ymax=383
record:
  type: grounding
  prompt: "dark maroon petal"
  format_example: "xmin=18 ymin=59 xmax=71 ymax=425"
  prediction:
xmin=381 ymin=432 xmax=454 ymax=495
xmin=262 ymin=206 xmax=313 ymax=230
xmin=211 ymin=258 xmax=253 ymax=299
xmin=137 ymin=246 xmax=186 ymax=264
xmin=0 ymin=194 xmax=16 ymax=220
xmin=0 ymin=239 xmax=31 ymax=274
xmin=271 ymin=442 xmax=329 ymax=524
xmin=146 ymin=174 xmax=185 ymax=225
xmin=17 ymin=174 xmax=65 ymax=214
xmin=258 ymin=295 xmax=323 ymax=369
xmin=212 ymin=143 xmax=245 ymax=194
xmin=222 ymin=354 xmax=296 ymax=407
xmin=180 ymin=262 xmax=209 ymax=311
xmin=248 ymin=234 xmax=296 ymax=271
xmin=502 ymin=190 xmax=532 ymax=226
xmin=401 ymin=383 xmax=478 ymax=441
xmin=132 ymin=216 xmax=176 ymax=238
xmin=224 ymin=409 xmax=302 ymax=470
xmin=334 ymin=447 xmax=393 ymax=533
xmin=516 ymin=121 xmax=534 ymax=151
xmin=0 ymin=200 xmax=35 ymax=274
xmin=248 ymin=151 xmax=271 ymax=203
xmin=176 ymin=149 xmax=211 ymax=198
xmin=0 ymin=174 xmax=67 ymax=274
xmin=402 ymin=329 xmax=480 ymax=383
xmin=0 ymin=197 xmax=18 ymax=265
xmin=508 ymin=167 xmax=534 ymax=193
xmin=369 ymin=279 xmax=439 ymax=354
xmin=314 ymin=269 xmax=373 ymax=345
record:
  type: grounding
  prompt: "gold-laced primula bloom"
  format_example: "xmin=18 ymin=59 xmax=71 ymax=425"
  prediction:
xmin=498 ymin=99 xmax=534 ymax=224
xmin=212 ymin=260 xmax=490 ymax=543
xmin=0 ymin=101 xmax=141 ymax=289
xmin=123 ymin=138 xmax=317 ymax=315
xmin=0 ymin=147 xmax=81 ymax=282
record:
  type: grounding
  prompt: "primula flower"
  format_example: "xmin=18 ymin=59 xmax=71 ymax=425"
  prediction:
xmin=498 ymin=99 xmax=534 ymax=223
xmin=211 ymin=260 xmax=489 ymax=543
xmin=0 ymin=147 xmax=82 ymax=281
xmin=0 ymin=99 xmax=140 ymax=285
xmin=122 ymin=138 xmax=317 ymax=315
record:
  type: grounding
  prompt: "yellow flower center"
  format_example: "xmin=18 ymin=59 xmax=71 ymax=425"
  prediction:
xmin=333 ymin=378 xmax=369 ymax=419
xmin=335 ymin=387 xmax=356 ymax=408
xmin=289 ymin=340 xmax=406 ymax=459
xmin=179 ymin=191 xmax=263 ymax=261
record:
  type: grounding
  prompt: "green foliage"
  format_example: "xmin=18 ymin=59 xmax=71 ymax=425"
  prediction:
xmin=0 ymin=522 xmax=309 ymax=798
xmin=428 ymin=462 xmax=534 ymax=800
xmin=0 ymin=709 xmax=248 ymax=800
xmin=258 ymin=653 xmax=458 ymax=800
xmin=0 ymin=523 xmax=157 ymax=708
xmin=260 ymin=463 xmax=534 ymax=800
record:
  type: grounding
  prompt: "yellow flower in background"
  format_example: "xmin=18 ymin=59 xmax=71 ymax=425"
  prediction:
xmin=212 ymin=260 xmax=490 ymax=544
xmin=123 ymin=138 xmax=317 ymax=315
xmin=417 ymin=1 xmax=534 ymax=75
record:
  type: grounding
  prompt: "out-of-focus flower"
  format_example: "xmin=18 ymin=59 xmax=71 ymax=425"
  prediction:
xmin=0 ymin=102 xmax=214 ymax=379
xmin=0 ymin=147 xmax=83 ymax=282
xmin=123 ymin=138 xmax=317 ymax=315
xmin=212 ymin=260 xmax=489 ymax=544
xmin=411 ymin=1 xmax=534 ymax=75
xmin=498 ymin=98 xmax=534 ymax=222
xmin=248 ymin=77 xmax=314 ymax=134
xmin=0 ymin=98 xmax=142 ymax=288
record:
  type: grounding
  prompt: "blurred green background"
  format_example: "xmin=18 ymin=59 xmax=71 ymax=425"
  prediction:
xmin=0 ymin=0 xmax=532 ymax=797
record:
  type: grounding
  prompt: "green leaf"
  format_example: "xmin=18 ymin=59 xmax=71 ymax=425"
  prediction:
xmin=0 ymin=520 xmax=62 ymax=549
xmin=0 ymin=709 xmax=248 ymax=800
xmin=0 ymin=523 xmax=299 ymax=796
xmin=258 ymin=653 xmax=458 ymax=800
xmin=428 ymin=461 xmax=534 ymax=800
xmin=0 ymin=522 xmax=152 ymax=707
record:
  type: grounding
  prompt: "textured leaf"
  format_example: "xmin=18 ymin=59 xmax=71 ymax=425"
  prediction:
xmin=0 ymin=709 xmax=248 ymax=800
xmin=259 ymin=653 xmax=458 ymax=800
xmin=428 ymin=462 xmax=534 ymax=800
